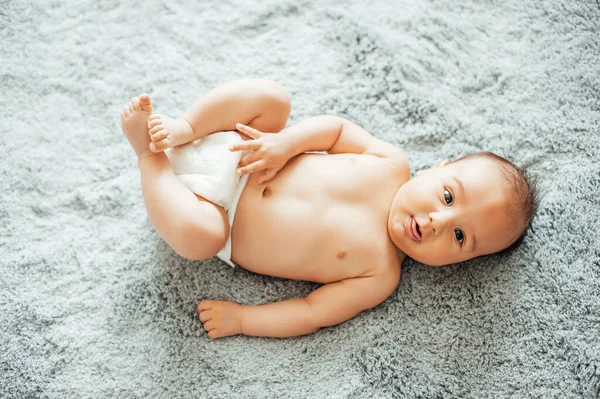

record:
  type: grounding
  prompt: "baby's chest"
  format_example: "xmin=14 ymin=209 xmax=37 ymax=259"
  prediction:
xmin=272 ymin=153 xmax=401 ymax=200
xmin=234 ymin=197 xmax=396 ymax=282
xmin=301 ymin=220 xmax=401 ymax=283
xmin=232 ymin=154 xmax=404 ymax=280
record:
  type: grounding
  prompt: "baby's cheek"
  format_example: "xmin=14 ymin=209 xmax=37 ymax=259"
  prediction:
xmin=411 ymin=244 xmax=450 ymax=266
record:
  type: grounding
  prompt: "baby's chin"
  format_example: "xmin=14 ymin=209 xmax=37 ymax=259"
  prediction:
xmin=401 ymin=248 xmax=461 ymax=266
xmin=411 ymin=256 xmax=448 ymax=267
xmin=409 ymin=250 xmax=483 ymax=266
xmin=391 ymin=237 xmax=447 ymax=266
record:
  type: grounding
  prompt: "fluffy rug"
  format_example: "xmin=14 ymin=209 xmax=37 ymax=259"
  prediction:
xmin=1 ymin=0 xmax=598 ymax=397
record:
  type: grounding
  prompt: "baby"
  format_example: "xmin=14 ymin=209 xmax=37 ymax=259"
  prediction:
xmin=120 ymin=78 xmax=538 ymax=339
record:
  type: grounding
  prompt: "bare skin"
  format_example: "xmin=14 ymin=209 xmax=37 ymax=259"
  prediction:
xmin=231 ymin=152 xmax=407 ymax=282
xmin=147 ymin=114 xmax=195 ymax=152
xmin=120 ymin=79 xmax=518 ymax=339
xmin=120 ymin=94 xmax=154 ymax=158
xmin=120 ymin=79 xmax=409 ymax=339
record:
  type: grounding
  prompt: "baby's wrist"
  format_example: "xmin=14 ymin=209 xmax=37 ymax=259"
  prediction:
xmin=237 ymin=305 xmax=246 ymax=336
xmin=281 ymin=134 xmax=300 ymax=158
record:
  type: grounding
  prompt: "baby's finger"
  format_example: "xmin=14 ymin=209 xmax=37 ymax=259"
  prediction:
xmin=239 ymin=152 xmax=260 ymax=167
xmin=198 ymin=311 xmax=212 ymax=323
xmin=236 ymin=128 xmax=254 ymax=140
xmin=238 ymin=160 xmax=266 ymax=175
xmin=236 ymin=123 xmax=262 ymax=139
xmin=198 ymin=301 xmax=213 ymax=311
xmin=229 ymin=140 xmax=261 ymax=152
xmin=258 ymin=168 xmax=278 ymax=184
xmin=202 ymin=320 xmax=216 ymax=332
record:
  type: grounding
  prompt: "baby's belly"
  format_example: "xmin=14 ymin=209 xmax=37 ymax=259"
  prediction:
xmin=230 ymin=153 xmax=402 ymax=283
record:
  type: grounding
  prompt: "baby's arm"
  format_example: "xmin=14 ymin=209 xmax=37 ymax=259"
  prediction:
xmin=198 ymin=268 xmax=400 ymax=338
xmin=280 ymin=115 xmax=407 ymax=163
xmin=228 ymin=115 xmax=408 ymax=183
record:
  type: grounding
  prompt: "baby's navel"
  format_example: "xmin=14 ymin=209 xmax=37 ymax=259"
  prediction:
xmin=262 ymin=187 xmax=272 ymax=197
xmin=336 ymin=251 xmax=346 ymax=260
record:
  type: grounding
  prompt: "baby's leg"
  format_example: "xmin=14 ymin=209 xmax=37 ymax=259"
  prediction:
xmin=120 ymin=79 xmax=290 ymax=260
xmin=147 ymin=78 xmax=291 ymax=152
xmin=121 ymin=95 xmax=229 ymax=260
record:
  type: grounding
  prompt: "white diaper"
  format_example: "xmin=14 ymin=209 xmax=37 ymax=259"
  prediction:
xmin=165 ymin=131 xmax=250 ymax=267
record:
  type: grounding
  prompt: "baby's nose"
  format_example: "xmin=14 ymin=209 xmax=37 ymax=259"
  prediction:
xmin=418 ymin=218 xmax=434 ymax=239
xmin=428 ymin=211 xmax=451 ymax=234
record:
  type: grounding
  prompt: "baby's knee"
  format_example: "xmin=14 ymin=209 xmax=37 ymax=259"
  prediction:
xmin=264 ymin=79 xmax=290 ymax=105
xmin=170 ymin=221 xmax=228 ymax=261
xmin=258 ymin=79 xmax=291 ymax=113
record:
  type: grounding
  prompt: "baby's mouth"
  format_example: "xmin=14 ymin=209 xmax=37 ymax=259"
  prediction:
xmin=405 ymin=216 xmax=423 ymax=242
xmin=415 ymin=220 xmax=422 ymax=239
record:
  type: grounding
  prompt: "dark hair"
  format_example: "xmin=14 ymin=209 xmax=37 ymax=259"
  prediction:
xmin=452 ymin=151 xmax=539 ymax=258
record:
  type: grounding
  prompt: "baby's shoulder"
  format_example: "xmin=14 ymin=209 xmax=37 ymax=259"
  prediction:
xmin=383 ymin=154 xmax=410 ymax=186
xmin=370 ymin=140 xmax=410 ymax=170
xmin=368 ymin=140 xmax=410 ymax=179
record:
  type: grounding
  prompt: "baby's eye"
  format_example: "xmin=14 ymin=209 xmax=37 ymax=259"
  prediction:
xmin=444 ymin=189 xmax=453 ymax=205
xmin=454 ymin=228 xmax=464 ymax=245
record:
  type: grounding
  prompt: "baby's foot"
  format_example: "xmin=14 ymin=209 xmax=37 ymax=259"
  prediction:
xmin=147 ymin=114 xmax=195 ymax=152
xmin=120 ymin=94 xmax=154 ymax=159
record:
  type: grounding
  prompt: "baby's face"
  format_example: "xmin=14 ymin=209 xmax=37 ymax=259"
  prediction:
xmin=387 ymin=157 xmax=522 ymax=266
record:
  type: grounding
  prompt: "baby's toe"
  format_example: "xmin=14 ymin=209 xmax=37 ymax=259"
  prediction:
xmin=131 ymin=96 xmax=140 ymax=111
xmin=150 ymin=129 xmax=168 ymax=142
xmin=149 ymin=124 xmax=163 ymax=134
xmin=150 ymin=138 xmax=171 ymax=152
xmin=149 ymin=124 xmax=167 ymax=140
xmin=138 ymin=94 xmax=152 ymax=114
xmin=148 ymin=118 xmax=162 ymax=129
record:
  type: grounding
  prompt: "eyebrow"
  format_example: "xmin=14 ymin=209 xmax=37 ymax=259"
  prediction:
xmin=452 ymin=176 xmax=465 ymax=196
xmin=452 ymin=176 xmax=477 ymax=253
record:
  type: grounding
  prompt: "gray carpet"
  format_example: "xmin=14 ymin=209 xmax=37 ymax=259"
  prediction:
xmin=1 ymin=0 xmax=599 ymax=397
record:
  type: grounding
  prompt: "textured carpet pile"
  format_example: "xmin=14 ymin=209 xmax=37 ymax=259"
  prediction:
xmin=1 ymin=0 xmax=599 ymax=397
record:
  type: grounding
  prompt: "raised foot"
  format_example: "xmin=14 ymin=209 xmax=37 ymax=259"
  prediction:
xmin=148 ymin=114 xmax=195 ymax=152
xmin=120 ymin=94 xmax=154 ymax=158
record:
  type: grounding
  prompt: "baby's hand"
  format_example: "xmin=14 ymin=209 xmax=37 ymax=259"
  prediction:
xmin=197 ymin=300 xmax=243 ymax=339
xmin=230 ymin=123 xmax=295 ymax=184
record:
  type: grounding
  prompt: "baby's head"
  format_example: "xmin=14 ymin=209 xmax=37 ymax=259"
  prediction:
xmin=387 ymin=152 xmax=539 ymax=266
